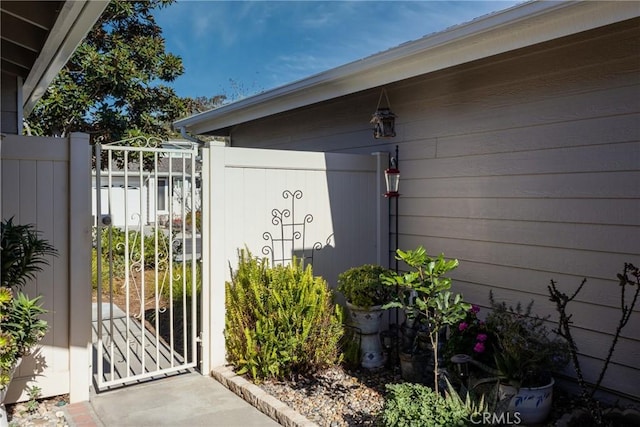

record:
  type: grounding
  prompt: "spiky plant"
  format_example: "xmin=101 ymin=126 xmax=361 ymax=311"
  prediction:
xmin=0 ymin=218 xmax=56 ymax=392
xmin=1 ymin=217 xmax=57 ymax=290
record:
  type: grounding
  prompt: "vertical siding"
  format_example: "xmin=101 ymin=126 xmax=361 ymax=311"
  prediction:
xmin=228 ymin=20 xmax=640 ymax=399
xmin=204 ymin=145 xmax=386 ymax=368
xmin=1 ymin=72 xmax=19 ymax=134
xmin=215 ymin=146 xmax=381 ymax=288
xmin=1 ymin=136 xmax=71 ymax=401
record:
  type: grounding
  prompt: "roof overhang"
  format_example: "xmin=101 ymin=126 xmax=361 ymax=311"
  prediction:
xmin=1 ymin=0 xmax=108 ymax=116
xmin=175 ymin=0 xmax=640 ymax=136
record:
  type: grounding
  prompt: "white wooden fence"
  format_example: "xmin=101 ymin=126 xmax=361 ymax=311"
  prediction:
xmin=1 ymin=134 xmax=91 ymax=403
xmin=201 ymin=145 xmax=389 ymax=370
xmin=0 ymin=137 xmax=388 ymax=401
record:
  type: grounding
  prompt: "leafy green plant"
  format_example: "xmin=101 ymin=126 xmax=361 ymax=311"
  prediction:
xmin=92 ymin=227 xmax=172 ymax=289
xmin=225 ymin=249 xmax=343 ymax=381
xmin=478 ymin=291 xmax=569 ymax=389
xmin=382 ymin=246 xmax=470 ymax=394
xmin=0 ymin=219 xmax=56 ymax=392
xmin=380 ymin=380 xmax=479 ymax=427
xmin=1 ymin=218 xmax=56 ymax=290
xmin=444 ymin=304 xmax=495 ymax=370
xmin=337 ymin=264 xmax=393 ymax=308
xmin=160 ymin=261 xmax=201 ymax=303
xmin=25 ymin=385 xmax=42 ymax=413
xmin=99 ymin=227 xmax=170 ymax=270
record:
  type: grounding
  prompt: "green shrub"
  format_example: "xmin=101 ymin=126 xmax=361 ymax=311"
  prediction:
xmin=225 ymin=249 xmax=343 ymax=381
xmin=160 ymin=261 xmax=201 ymax=302
xmin=98 ymin=227 xmax=170 ymax=270
xmin=380 ymin=383 xmax=472 ymax=427
xmin=92 ymin=227 xmax=172 ymax=289
xmin=337 ymin=264 xmax=393 ymax=308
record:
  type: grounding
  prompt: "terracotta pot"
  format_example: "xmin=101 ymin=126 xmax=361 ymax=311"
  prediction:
xmin=399 ymin=351 xmax=432 ymax=384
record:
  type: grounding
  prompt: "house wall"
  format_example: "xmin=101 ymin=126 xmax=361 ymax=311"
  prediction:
xmin=1 ymin=72 xmax=20 ymax=134
xmin=225 ymin=19 xmax=640 ymax=400
xmin=1 ymin=134 xmax=92 ymax=403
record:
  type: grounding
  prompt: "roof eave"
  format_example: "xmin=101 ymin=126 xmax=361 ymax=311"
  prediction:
xmin=175 ymin=0 xmax=639 ymax=136
xmin=22 ymin=0 xmax=108 ymax=116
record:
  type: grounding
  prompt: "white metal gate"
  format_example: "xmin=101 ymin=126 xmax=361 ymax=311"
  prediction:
xmin=93 ymin=137 xmax=201 ymax=390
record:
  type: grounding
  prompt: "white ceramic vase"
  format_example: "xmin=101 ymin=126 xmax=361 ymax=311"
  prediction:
xmin=501 ymin=378 xmax=555 ymax=425
xmin=0 ymin=359 xmax=21 ymax=427
xmin=346 ymin=302 xmax=385 ymax=369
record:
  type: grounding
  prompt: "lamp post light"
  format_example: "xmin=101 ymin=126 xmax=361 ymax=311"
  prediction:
xmin=450 ymin=354 xmax=472 ymax=388
xmin=384 ymin=165 xmax=400 ymax=198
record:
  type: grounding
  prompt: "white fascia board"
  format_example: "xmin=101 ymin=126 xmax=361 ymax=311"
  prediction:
xmin=176 ymin=0 xmax=639 ymax=135
xmin=22 ymin=0 xmax=109 ymax=116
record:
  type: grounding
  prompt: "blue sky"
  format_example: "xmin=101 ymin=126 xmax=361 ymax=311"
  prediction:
xmin=154 ymin=1 xmax=522 ymax=101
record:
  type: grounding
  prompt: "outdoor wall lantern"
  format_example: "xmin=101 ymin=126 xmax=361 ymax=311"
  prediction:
xmin=385 ymin=153 xmax=400 ymax=198
xmin=371 ymin=89 xmax=396 ymax=138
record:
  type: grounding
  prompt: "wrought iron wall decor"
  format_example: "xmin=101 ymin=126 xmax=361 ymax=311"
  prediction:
xmin=262 ymin=190 xmax=329 ymax=267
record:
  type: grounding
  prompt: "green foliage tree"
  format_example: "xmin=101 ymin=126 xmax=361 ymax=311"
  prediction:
xmin=24 ymin=0 xmax=188 ymax=143
xmin=383 ymin=246 xmax=470 ymax=394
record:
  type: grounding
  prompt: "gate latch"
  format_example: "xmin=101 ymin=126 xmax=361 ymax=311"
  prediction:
xmin=100 ymin=215 xmax=112 ymax=226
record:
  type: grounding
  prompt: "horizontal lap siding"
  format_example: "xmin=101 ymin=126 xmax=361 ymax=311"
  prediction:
xmin=230 ymin=20 xmax=640 ymax=400
xmin=403 ymin=21 xmax=640 ymax=400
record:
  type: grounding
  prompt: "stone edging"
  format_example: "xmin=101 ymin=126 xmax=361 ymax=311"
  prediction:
xmin=210 ymin=366 xmax=319 ymax=427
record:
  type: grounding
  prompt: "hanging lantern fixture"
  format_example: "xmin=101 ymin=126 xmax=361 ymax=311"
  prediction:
xmin=371 ymin=89 xmax=396 ymax=139
xmin=385 ymin=150 xmax=400 ymax=198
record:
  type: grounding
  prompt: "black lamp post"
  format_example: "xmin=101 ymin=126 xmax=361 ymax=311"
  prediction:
xmin=386 ymin=146 xmax=401 ymax=368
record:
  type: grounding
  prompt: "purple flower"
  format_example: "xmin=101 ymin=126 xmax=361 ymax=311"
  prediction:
xmin=476 ymin=333 xmax=488 ymax=342
xmin=471 ymin=305 xmax=480 ymax=314
xmin=474 ymin=342 xmax=486 ymax=353
xmin=458 ymin=322 xmax=469 ymax=332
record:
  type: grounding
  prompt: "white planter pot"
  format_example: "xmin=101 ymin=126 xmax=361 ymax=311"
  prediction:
xmin=359 ymin=333 xmax=385 ymax=369
xmin=346 ymin=302 xmax=385 ymax=369
xmin=0 ymin=359 xmax=21 ymax=427
xmin=505 ymin=378 xmax=555 ymax=425
xmin=346 ymin=302 xmax=384 ymax=334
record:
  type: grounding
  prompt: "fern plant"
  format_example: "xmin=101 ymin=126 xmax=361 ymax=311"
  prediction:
xmin=225 ymin=249 xmax=343 ymax=381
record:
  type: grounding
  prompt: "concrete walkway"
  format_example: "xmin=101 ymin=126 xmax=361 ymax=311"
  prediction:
xmin=65 ymin=373 xmax=281 ymax=427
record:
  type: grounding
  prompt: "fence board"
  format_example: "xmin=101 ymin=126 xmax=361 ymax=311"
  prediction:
xmin=1 ymin=135 xmax=77 ymax=403
xmin=205 ymin=145 xmax=386 ymax=368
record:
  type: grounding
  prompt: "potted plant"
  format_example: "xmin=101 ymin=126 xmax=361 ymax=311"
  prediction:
xmin=337 ymin=264 xmax=393 ymax=369
xmin=382 ymin=247 xmax=470 ymax=393
xmin=0 ymin=218 xmax=56 ymax=421
xmin=472 ymin=291 xmax=570 ymax=425
xmin=444 ymin=304 xmax=494 ymax=366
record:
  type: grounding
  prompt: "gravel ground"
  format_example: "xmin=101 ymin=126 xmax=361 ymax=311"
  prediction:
xmin=5 ymin=395 xmax=69 ymax=427
xmin=259 ymin=366 xmax=403 ymax=426
xmin=7 ymin=369 xmax=633 ymax=427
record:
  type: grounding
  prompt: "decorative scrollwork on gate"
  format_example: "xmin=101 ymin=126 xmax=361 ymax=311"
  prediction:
xmin=262 ymin=190 xmax=327 ymax=267
xmin=102 ymin=135 xmax=165 ymax=148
